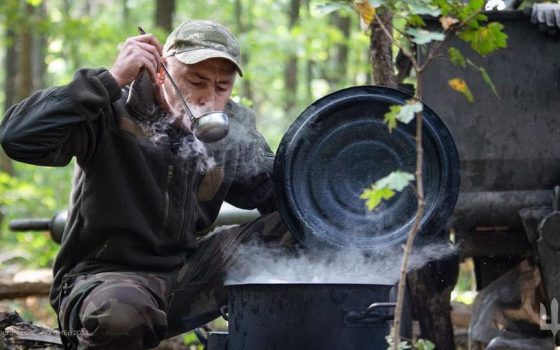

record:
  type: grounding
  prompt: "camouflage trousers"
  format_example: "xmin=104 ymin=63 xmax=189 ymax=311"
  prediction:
xmin=58 ymin=211 xmax=290 ymax=349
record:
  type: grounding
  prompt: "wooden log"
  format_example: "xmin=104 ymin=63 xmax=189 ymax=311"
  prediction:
xmin=0 ymin=281 xmax=51 ymax=300
xmin=0 ymin=270 xmax=52 ymax=300
xmin=457 ymin=229 xmax=532 ymax=259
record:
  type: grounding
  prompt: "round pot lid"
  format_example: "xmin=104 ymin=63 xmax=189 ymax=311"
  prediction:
xmin=273 ymin=86 xmax=460 ymax=251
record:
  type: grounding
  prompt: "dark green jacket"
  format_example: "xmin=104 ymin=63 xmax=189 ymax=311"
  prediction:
xmin=0 ymin=68 xmax=276 ymax=311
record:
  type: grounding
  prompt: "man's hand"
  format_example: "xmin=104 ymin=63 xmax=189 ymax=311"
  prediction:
xmin=109 ymin=33 xmax=163 ymax=88
xmin=530 ymin=3 xmax=560 ymax=35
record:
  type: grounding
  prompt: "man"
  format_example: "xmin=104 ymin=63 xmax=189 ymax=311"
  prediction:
xmin=0 ymin=20 xmax=288 ymax=349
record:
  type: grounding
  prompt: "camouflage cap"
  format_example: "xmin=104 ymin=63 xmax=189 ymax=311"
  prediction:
xmin=163 ymin=20 xmax=243 ymax=77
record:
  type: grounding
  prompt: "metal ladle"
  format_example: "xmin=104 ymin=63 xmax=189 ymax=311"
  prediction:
xmin=138 ymin=26 xmax=230 ymax=143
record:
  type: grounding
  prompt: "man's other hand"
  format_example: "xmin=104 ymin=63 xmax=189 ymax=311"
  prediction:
xmin=110 ymin=33 xmax=163 ymax=88
xmin=530 ymin=3 xmax=560 ymax=35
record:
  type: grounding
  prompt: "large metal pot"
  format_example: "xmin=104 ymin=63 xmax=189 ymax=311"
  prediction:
xmin=227 ymin=283 xmax=411 ymax=350
xmin=420 ymin=11 xmax=560 ymax=232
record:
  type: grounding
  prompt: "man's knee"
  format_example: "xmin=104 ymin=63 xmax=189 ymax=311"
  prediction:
xmin=244 ymin=211 xmax=291 ymax=244
xmin=79 ymin=282 xmax=168 ymax=348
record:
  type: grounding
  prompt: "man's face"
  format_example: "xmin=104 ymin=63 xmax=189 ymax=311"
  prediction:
xmin=163 ymin=57 xmax=237 ymax=125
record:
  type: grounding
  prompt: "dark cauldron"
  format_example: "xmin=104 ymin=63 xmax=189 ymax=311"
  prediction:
xmin=227 ymin=283 xmax=411 ymax=350
xmin=420 ymin=11 xmax=560 ymax=232
xmin=222 ymin=86 xmax=451 ymax=349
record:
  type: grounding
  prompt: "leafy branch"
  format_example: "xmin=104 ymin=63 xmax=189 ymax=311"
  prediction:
xmin=316 ymin=1 xmax=507 ymax=347
xmin=345 ymin=0 xmax=508 ymax=348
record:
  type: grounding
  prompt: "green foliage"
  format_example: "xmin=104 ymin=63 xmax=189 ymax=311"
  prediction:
xmin=316 ymin=2 xmax=349 ymax=14
xmin=414 ymin=339 xmax=436 ymax=350
xmin=26 ymin=0 xmax=43 ymax=6
xmin=352 ymin=0 xmax=506 ymax=215
xmin=448 ymin=52 xmax=499 ymax=99
xmin=448 ymin=78 xmax=474 ymax=103
xmin=182 ymin=331 xmax=203 ymax=349
xmin=408 ymin=2 xmax=441 ymax=17
xmin=385 ymin=330 xmax=436 ymax=350
xmin=478 ymin=65 xmax=498 ymax=97
xmin=458 ymin=0 xmax=485 ymax=20
xmin=384 ymin=105 xmax=400 ymax=132
xmin=458 ymin=22 xmax=508 ymax=56
xmin=361 ymin=171 xmax=414 ymax=211
xmin=448 ymin=47 xmax=466 ymax=68
xmin=385 ymin=329 xmax=411 ymax=349
xmin=0 ymin=0 xmax=374 ymax=271
xmin=376 ymin=171 xmax=415 ymax=191
xmin=361 ymin=186 xmax=395 ymax=211
xmin=0 ymin=0 xmax=508 ymax=274
xmin=384 ymin=100 xmax=422 ymax=132
xmin=407 ymin=14 xmax=426 ymax=27
xmin=403 ymin=0 xmax=508 ymax=59
xmin=406 ymin=28 xmax=445 ymax=45
xmin=0 ymin=165 xmax=69 ymax=268
xmin=464 ymin=59 xmax=499 ymax=97
xmin=346 ymin=0 xmax=507 ymax=59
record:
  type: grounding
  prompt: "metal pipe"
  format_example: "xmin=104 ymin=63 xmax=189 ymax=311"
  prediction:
xmin=452 ymin=190 xmax=552 ymax=231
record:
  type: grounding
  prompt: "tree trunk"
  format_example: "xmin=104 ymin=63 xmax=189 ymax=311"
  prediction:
xmin=82 ymin=0 xmax=92 ymax=17
xmin=302 ymin=0 xmax=313 ymax=102
xmin=284 ymin=0 xmax=300 ymax=116
xmin=32 ymin=1 xmax=47 ymax=91
xmin=122 ymin=0 xmax=130 ymax=27
xmin=407 ymin=253 xmax=459 ymax=349
xmin=156 ymin=0 xmax=176 ymax=32
xmin=62 ymin=0 xmax=81 ymax=71
xmin=17 ymin=3 xmax=34 ymax=102
xmin=328 ymin=12 xmax=351 ymax=89
xmin=234 ymin=0 xmax=253 ymax=102
xmin=305 ymin=60 xmax=313 ymax=102
xmin=4 ymin=28 xmax=17 ymax=114
xmin=1 ymin=3 xmax=18 ymax=222
xmin=0 ymin=152 xmax=13 ymax=176
xmin=369 ymin=9 xmax=397 ymax=88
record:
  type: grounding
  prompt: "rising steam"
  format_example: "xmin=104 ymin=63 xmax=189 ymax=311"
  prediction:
xmin=225 ymin=239 xmax=457 ymax=286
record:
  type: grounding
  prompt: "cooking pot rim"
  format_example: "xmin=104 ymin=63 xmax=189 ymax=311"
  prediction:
xmin=224 ymin=282 xmax=396 ymax=287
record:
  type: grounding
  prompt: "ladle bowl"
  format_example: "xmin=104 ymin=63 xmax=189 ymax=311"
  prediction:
xmin=193 ymin=111 xmax=230 ymax=143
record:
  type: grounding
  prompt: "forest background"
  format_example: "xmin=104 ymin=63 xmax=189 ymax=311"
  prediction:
xmin=0 ymin=0 xmax=375 ymax=268
xmin=0 ymin=0 xmax=477 ymax=331
xmin=0 ymin=0 xmax=380 ymax=326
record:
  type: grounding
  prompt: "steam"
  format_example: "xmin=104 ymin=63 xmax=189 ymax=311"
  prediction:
xmin=226 ymin=240 xmax=457 ymax=286
xmin=139 ymin=112 xmax=216 ymax=172
xmin=126 ymin=69 xmax=277 ymax=177
xmin=125 ymin=75 xmax=203 ymax=170
xmin=135 ymin=101 xmax=271 ymax=177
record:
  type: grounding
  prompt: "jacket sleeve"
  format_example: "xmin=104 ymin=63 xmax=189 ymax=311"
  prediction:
xmin=224 ymin=102 xmax=277 ymax=215
xmin=0 ymin=68 xmax=122 ymax=166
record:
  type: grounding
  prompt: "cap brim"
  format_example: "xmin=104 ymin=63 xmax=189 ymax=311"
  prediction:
xmin=172 ymin=49 xmax=243 ymax=77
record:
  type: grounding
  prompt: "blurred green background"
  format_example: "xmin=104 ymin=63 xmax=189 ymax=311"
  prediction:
xmin=0 ymin=0 xmax=372 ymax=271
xmin=0 ymin=1 xmax=477 ymax=347
xmin=0 ymin=0 xmax=376 ymax=338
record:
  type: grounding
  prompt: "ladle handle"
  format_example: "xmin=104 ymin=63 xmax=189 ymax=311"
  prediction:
xmin=137 ymin=26 xmax=197 ymax=124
